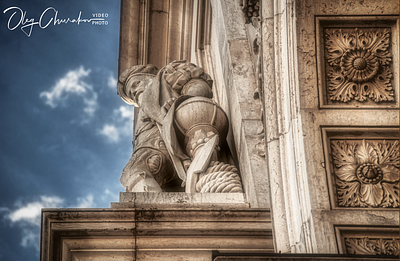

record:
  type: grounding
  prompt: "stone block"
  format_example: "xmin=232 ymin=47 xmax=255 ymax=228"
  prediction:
xmin=113 ymin=192 xmax=249 ymax=209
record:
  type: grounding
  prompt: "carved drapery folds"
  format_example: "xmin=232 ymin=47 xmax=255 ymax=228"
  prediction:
xmin=325 ymin=28 xmax=394 ymax=103
xmin=345 ymin=237 xmax=399 ymax=255
xmin=331 ymin=139 xmax=399 ymax=208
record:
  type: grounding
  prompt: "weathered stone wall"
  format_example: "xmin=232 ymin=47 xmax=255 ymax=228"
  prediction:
xmin=257 ymin=0 xmax=399 ymax=255
xmin=295 ymin=0 xmax=399 ymax=254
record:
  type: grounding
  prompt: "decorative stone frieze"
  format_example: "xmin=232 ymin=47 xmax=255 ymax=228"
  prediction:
xmin=331 ymin=139 xmax=399 ymax=208
xmin=345 ymin=237 xmax=399 ymax=255
xmin=325 ymin=28 xmax=394 ymax=103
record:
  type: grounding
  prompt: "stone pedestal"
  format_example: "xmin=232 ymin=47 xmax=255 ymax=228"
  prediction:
xmin=40 ymin=193 xmax=272 ymax=261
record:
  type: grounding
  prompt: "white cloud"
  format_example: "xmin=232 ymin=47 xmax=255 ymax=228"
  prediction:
xmin=118 ymin=106 xmax=133 ymax=119
xmin=83 ymin=93 xmax=98 ymax=117
xmin=40 ymin=67 xmax=90 ymax=107
xmin=101 ymin=189 xmax=119 ymax=203
xmin=8 ymin=196 xmax=64 ymax=226
xmin=4 ymin=194 xmax=97 ymax=251
xmin=108 ymin=75 xmax=117 ymax=89
xmin=99 ymin=106 xmax=133 ymax=143
xmin=21 ymin=229 xmax=39 ymax=250
xmin=75 ymin=194 xmax=95 ymax=208
xmin=5 ymin=196 xmax=64 ymax=251
xmin=100 ymin=124 xmax=120 ymax=142
xmin=40 ymin=66 xmax=98 ymax=117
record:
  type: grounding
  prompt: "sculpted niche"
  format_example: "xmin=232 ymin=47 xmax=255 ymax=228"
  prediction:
xmin=117 ymin=61 xmax=243 ymax=193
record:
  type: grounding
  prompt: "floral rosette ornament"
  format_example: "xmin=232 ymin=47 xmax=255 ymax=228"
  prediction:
xmin=325 ymin=28 xmax=394 ymax=102
xmin=331 ymin=140 xmax=399 ymax=208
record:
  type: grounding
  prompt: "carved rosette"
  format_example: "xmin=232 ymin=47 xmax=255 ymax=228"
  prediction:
xmin=325 ymin=28 xmax=394 ymax=102
xmin=331 ymin=140 xmax=399 ymax=208
xmin=345 ymin=237 xmax=399 ymax=255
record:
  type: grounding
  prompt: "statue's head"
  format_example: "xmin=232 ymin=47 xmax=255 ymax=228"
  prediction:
xmin=117 ymin=64 xmax=158 ymax=106
xmin=164 ymin=61 xmax=213 ymax=98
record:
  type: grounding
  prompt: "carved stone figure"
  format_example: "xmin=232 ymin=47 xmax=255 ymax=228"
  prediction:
xmin=117 ymin=61 xmax=243 ymax=193
xmin=117 ymin=65 xmax=177 ymax=192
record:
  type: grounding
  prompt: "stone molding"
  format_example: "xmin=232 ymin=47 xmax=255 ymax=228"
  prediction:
xmin=214 ymin=254 xmax=399 ymax=260
xmin=40 ymin=207 xmax=272 ymax=261
xmin=261 ymin=0 xmax=314 ymax=254
xmin=112 ymin=192 xmax=249 ymax=209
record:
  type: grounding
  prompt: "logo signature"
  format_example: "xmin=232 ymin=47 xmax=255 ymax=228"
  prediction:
xmin=3 ymin=7 xmax=109 ymax=37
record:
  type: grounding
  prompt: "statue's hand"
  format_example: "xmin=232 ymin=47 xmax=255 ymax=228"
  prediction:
xmin=161 ymin=97 xmax=177 ymax=115
xmin=182 ymin=159 xmax=191 ymax=172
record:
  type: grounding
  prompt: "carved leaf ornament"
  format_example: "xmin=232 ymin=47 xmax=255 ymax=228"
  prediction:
xmin=345 ymin=237 xmax=399 ymax=255
xmin=325 ymin=28 xmax=394 ymax=102
xmin=331 ymin=140 xmax=399 ymax=207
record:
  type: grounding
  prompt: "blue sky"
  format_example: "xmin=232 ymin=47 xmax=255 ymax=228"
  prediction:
xmin=0 ymin=1 xmax=130 ymax=260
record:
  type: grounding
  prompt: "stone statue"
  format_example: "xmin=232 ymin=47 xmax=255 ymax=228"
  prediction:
xmin=117 ymin=61 xmax=243 ymax=193
xmin=117 ymin=64 xmax=177 ymax=192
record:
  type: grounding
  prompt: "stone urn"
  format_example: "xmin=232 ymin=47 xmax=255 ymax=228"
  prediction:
xmin=174 ymin=96 xmax=229 ymax=158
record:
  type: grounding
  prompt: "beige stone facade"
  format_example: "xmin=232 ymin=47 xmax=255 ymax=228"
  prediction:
xmin=41 ymin=0 xmax=399 ymax=260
